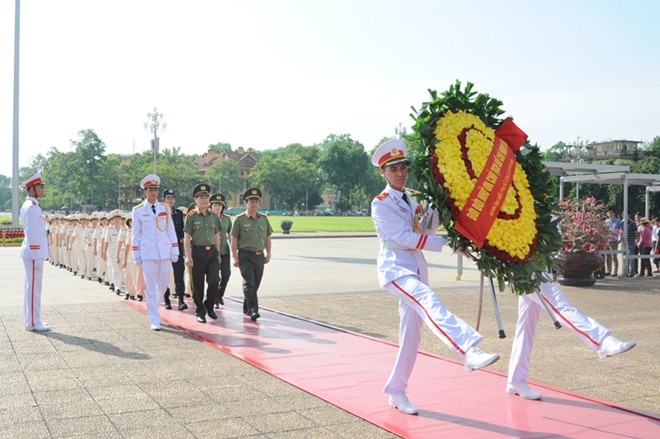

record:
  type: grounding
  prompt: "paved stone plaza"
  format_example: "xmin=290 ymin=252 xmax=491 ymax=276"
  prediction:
xmin=0 ymin=235 xmax=657 ymax=438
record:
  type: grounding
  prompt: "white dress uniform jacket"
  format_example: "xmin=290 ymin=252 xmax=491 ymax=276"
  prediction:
xmin=20 ymin=196 xmax=49 ymax=260
xmin=372 ymin=185 xmax=446 ymax=286
xmin=131 ymin=201 xmax=179 ymax=262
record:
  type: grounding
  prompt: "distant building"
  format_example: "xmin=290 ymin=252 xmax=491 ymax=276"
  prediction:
xmin=194 ymin=147 xmax=270 ymax=208
xmin=567 ymin=140 xmax=643 ymax=165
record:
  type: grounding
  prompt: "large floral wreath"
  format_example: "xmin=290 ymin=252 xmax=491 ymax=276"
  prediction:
xmin=409 ymin=81 xmax=563 ymax=295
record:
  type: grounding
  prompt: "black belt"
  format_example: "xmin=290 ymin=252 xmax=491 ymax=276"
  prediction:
xmin=193 ymin=245 xmax=214 ymax=251
xmin=240 ymin=249 xmax=263 ymax=256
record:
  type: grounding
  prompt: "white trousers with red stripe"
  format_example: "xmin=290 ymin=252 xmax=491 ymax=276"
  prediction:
xmin=23 ymin=258 xmax=45 ymax=329
xmin=507 ymin=281 xmax=611 ymax=385
xmin=141 ymin=259 xmax=171 ymax=327
xmin=383 ymin=275 xmax=483 ymax=394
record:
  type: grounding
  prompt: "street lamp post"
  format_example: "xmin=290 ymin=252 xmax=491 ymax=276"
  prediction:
xmin=395 ymin=122 xmax=407 ymax=139
xmin=144 ymin=107 xmax=166 ymax=173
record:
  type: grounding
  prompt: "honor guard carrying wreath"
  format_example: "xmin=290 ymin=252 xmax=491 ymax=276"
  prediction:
xmin=20 ymin=171 xmax=51 ymax=332
xmin=183 ymin=183 xmax=221 ymax=324
xmin=231 ymin=188 xmax=273 ymax=321
xmin=131 ymin=174 xmax=180 ymax=330
xmin=370 ymin=139 xmax=499 ymax=415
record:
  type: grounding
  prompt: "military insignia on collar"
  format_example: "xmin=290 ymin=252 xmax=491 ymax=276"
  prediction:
xmin=376 ymin=192 xmax=388 ymax=201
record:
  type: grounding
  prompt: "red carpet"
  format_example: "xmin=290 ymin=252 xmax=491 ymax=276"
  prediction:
xmin=125 ymin=299 xmax=659 ymax=438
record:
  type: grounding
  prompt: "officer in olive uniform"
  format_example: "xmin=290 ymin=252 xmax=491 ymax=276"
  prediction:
xmin=210 ymin=193 xmax=232 ymax=308
xmin=162 ymin=188 xmax=188 ymax=310
xmin=231 ymin=188 xmax=272 ymax=321
xmin=184 ymin=183 xmax=221 ymax=323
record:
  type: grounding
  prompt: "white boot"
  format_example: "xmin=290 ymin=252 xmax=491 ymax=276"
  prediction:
xmin=506 ymin=382 xmax=542 ymax=400
xmin=388 ymin=393 xmax=419 ymax=415
xmin=597 ymin=336 xmax=636 ymax=359
xmin=463 ymin=346 xmax=499 ymax=372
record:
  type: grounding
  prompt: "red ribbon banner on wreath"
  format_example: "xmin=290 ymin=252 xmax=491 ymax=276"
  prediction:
xmin=454 ymin=118 xmax=528 ymax=248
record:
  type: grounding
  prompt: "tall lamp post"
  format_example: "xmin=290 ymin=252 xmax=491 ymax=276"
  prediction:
xmin=395 ymin=122 xmax=407 ymax=139
xmin=144 ymin=107 xmax=166 ymax=173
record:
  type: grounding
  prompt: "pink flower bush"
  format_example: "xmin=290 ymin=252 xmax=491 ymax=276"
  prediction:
xmin=557 ymin=197 xmax=609 ymax=252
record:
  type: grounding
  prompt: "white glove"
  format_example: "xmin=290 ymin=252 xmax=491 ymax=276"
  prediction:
xmin=135 ymin=258 xmax=142 ymax=266
xmin=171 ymin=255 xmax=179 ymax=263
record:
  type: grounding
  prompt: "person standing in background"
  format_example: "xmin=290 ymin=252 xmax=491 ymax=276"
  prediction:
xmin=604 ymin=208 xmax=622 ymax=277
xmin=20 ymin=171 xmax=51 ymax=332
xmin=636 ymin=217 xmax=653 ymax=277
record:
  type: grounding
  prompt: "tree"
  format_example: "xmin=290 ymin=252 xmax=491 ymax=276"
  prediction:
xmin=208 ymin=142 xmax=232 ymax=153
xmin=68 ymin=129 xmax=108 ymax=207
xmin=543 ymin=141 xmax=569 ymax=161
xmin=249 ymin=155 xmax=320 ymax=210
xmin=0 ymin=174 xmax=11 ymax=211
xmin=206 ymin=159 xmax=243 ymax=199
xmin=317 ymin=134 xmax=370 ymax=212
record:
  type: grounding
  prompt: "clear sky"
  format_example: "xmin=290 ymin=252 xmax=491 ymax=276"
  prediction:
xmin=1 ymin=0 xmax=659 ymax=178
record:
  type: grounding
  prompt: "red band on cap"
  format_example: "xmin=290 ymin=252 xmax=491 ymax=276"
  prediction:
xmin=378 ymin=149 xmax=405 ymax=167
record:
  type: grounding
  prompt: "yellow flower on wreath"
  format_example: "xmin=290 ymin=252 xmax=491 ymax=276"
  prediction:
xmin=433 ymin=110 xmax=538 ymax=261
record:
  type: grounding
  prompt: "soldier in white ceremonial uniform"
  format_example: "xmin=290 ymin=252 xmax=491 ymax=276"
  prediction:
xmin=132 ymin=174 xmax=179 ymax=330
xmin=370 ymin=139 xmax=499 ymax=415
xmin=507 ymin=280 xmax=636 ymax=400
xmin=20 ymin=171 xmax=51 ymax=331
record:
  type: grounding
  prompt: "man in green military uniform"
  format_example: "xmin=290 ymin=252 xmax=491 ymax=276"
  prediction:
xmin=183 ymin=183 xmax=221 ymax=324
xmin=231 ymin=188 xmax=272 ymax=321
xmin=210 ymin=193 xmax=232 ymax=309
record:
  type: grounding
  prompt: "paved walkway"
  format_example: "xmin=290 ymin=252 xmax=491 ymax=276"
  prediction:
xmin=0 ymin=237 xmax=658 ymax=438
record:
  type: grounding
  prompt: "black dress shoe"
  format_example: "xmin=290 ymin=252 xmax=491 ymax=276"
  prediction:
xmin=164 ymin=296 xmax=171 ymax=309
xmin=250 ymin=312 xmax=260 ymax=321
xmin=218 ymin=297 xmax=224 ymax=306
xmin=164 ymin=303 xmax=172 ymax=310
xmin=178 ymin=301 xmax=188 ymax=311
xmin=196 ymin=315 xmax=206 ymax=323
xmin=137 ymin=295 xmax=143 ymax=301
xmin=124 ymin=293 xmax=130 ymax=300
xmin=207 ymin=309 xmax=218 ymax=320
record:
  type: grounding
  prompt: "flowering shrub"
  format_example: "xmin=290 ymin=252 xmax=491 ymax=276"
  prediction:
xmin=557 ymin=197 xmax=609 ymax=252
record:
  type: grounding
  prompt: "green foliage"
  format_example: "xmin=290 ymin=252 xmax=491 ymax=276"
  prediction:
xmin=208 ymin=142 xmax=232 ymax=153
xmin=207 ymin=159 xmax=243 ymax=199
xmin=317 ymin=134 xmax=370 ymax=212
xmin=543 ymin=141 xmax=570 ymax=161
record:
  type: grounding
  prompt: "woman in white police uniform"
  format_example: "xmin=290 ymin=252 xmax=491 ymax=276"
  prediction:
xmin=20 ymin=171 xmax=51 ymax=331
xmin=371 ymin=139 xmax=499 ymax=415
xmin=131 ymin=174 xmax=180 ymax=330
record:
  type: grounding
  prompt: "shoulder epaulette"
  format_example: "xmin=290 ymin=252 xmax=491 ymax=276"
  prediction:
xmin=133 ymin=201 xmax=145 ymax=209
xmin=187 ymin=209 xmax=196 ymax=217
xmin=236 ymin=212 xmax=247 ymax=218
xmin=376 ymin=192 xmax=389 ymax=201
